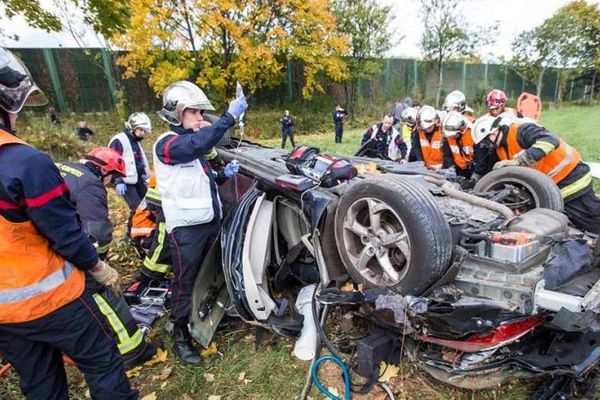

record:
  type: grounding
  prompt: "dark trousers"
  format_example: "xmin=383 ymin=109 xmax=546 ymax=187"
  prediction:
xmin=168 ymin=221 xmax=220 ymax=324
xmin=281 ymin=128 xmax=296 ymax=149
xmin=334 ymin=124 xmax=344 ymax=143
xmin=140 ymin=218 xmax=172 ymax=280
xmin=0 ymin=292 xmax=136 ymax=400
xmin=565 ymin=188 xmax=600 ymax=235
xmin=123 ymin=180 xmax=148 ymax=212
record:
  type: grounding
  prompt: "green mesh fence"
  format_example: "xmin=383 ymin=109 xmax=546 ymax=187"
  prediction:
xmin=8 ymin=49 xmax=591 ymax=112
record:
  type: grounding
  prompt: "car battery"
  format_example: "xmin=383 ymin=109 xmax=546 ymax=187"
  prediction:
xmin=490 ymin=232 xmax=539 ymax=263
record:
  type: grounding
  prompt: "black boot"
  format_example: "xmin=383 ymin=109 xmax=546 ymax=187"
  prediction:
xmin=172 ymin=322 xmax=201 ymax=365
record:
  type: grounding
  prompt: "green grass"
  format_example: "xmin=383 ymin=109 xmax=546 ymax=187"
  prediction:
xmin=4 ymin=104 xmax=600 ymax=400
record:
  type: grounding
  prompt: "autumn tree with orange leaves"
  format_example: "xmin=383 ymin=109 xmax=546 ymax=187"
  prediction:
xmin=112 ymin=0 xmax=349 ymax=104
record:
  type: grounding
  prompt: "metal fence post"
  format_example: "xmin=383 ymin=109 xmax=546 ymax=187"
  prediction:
xmin=413 ymin=59 xmax=418 ymax=95
xmin=484 ymin=63 xmax=488 ymax=86
xmin=101 ymin=49 xmax=117 ymax=109
xmin=569 ymin=79 xmax=574 ymax=101
xmin=554 ymin=70 xmax=560 ymax=102
xmin=42 ymin=49 xmax=67 ymax=111
xmin=384 ymin=59 xmax=391 ymax=99
xmin=461 ymin=62 xmax=467 ymax=92
xmin=503 ymin=66 xmax=508 ymax=92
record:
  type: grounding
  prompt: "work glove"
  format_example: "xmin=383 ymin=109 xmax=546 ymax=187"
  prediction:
xmin=493 ymin=159 xmax=520 ymax=170
xmin=116 ymin=183 xmax=127 ymax=196
xmin=227 ymin=95 xmax=248 ymax=120
xmin=514 ymin=150 xmax=535 ymax=166
xmin=89 ymin=261 xmax=123 ymax=297
xmin=224 ymin=160 xmax=240 ymax=177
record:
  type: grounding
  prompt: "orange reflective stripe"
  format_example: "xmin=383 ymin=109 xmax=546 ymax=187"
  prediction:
xmin=0 ymin=129 xmax=85 ymax=323
xmin=419 ymin=127 xmax=444 ymax=167
xmin=447 ymin=128 xmax=474 ymax=170
xmin=498 ymin=124 xmax=580 ymax=184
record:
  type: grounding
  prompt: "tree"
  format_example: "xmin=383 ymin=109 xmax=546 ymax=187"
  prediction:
xmin=510 ymin=1 xmax=600 ymax=100
xmin=418 ymin=0 xmax=496 ymax=106
xmin=332 ymin=0 xmax=393 ymax=115
xmin=0 ymin=0 xmax=129 ymax=38
xmin=510 ymin=27 xmax=553 ymax=97
xmin=112 ymin=0 xmax=348 ymax=104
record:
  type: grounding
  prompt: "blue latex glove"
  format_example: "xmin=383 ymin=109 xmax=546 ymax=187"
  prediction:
xmin=116 ymin=183 xmax=127 ymax=196
xmin=227 ymin=95 xmax=248 ymax=119
xmin=224 ymin=160 xmax=240 ymax=177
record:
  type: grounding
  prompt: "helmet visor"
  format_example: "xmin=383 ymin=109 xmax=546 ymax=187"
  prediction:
xmin=0 ymin=50 xmax=48 ymax=113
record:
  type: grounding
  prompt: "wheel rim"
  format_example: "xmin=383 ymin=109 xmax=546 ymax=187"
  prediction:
xmin=341 ymin=197 xmax=411 ymax=287
xmin=481 ymin=178 xmax=540 ymax=213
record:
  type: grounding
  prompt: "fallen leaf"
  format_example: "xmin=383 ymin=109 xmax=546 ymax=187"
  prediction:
xmin=152 ymin=365 xmax=173 ymax=381
xmin=378 ymin=361 xmax=400 ymax=383
xmin=160 ymin=381 xmax=167 ymax=389
xmin=340 ymin=281 xmax=354 ymax=292
xmin=179 ymin=395 xmax=193 ymax=400
xmin=126 ymin=366 xmax=142 ymax=378
xmin=144 ymin=348 xmax=168 ymax=366
xmin=328 ymin=387 xmax=339 ymax=397
xmin=243 ymin=379 xmax=252 ymax=385
xmin=203 ymin=373 xmax=215 ymax=382
xmin=208 ymin=396 xmax=221 ymax=400
xmin=201 ymin=342 xmax=218 ymax=358
xmin=141 ymin=393 xmax=157 ymax=400
xmin=238 ymin=371 xmax=246 ymax=381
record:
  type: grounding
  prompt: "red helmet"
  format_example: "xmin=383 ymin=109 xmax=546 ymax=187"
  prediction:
xmin=486 ymin=89 xmax=508 ymax=109
xmin=84 ymin=147 xmax=126 ymax=177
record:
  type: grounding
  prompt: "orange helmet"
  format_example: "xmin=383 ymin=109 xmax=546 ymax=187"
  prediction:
xmin=84 ymin=147 xmax=126 ymax=177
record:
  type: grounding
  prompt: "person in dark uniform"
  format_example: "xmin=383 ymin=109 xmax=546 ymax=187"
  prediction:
xmin=280 ymin=109 xmax=295 ymax=148
xmin=333 ymin=104 xmax=347 ymax=143
xmin=472 ymin=115 xmax=600 ymax=234
xmin=359 ymin=114 xmax=407 ymax=162
xmin=0 ymin=47 xmax=135 ymax=400
xmin=57 ymin=147 xmax=158 ymax=369
xmin=77 ymin=120 xmax=94 ymax=140
xmin=154 ymin=80 xmax=246 ymax=364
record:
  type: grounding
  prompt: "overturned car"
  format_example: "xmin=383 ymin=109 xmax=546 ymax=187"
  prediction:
xmin=189 ymin=139 xmax=600 ymax=397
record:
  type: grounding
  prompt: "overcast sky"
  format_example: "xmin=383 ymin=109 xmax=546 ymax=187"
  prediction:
xmin=3 ymin=0 xmax=599 ymax=59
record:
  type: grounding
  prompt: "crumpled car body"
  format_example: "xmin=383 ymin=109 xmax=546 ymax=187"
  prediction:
xmin=189 ymin=140 xmax=600 ymax=396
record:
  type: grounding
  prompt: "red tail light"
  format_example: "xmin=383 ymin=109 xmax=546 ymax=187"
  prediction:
xmin=419 ymin=315 xmax=545 ymax=353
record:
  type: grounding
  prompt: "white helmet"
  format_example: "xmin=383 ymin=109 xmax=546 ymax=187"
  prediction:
xmin=417 ymin=105 xmax=439 ymax=130
xmin=442 ymin=111 xmax=469 ymax=138
xmin=0 ymin=48 xmax=48 ymax=114
xmin=443 ymin=90 xmax=466 ymax=112
xmin=125 ymin=112 xmax=152 ymax=132
xmin=158 ymin=81 xmax=215 ymax=126
xmin=400 ymin=107 xmax=418 ymax=127
xmin=472 ymin=115 xmax=503 ymax=144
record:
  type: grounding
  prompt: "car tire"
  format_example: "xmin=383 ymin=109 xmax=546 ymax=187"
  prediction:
xmin=334 ymin=175 xmax=452 ymax=295
xmin=473 ymin=166 xmax=563 ymax=212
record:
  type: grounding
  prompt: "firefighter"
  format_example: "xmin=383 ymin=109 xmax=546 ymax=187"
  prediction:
xmin=131 ymin=179 xmax=172 ymax=281
xmin=359 ymin=113 xmax=407 ymax=162
xmin=153 ymin=80 xmax=247 ymax=364
xmin=441 ymin=111 xmax=475 ymax=178
xmin=0 ymin=48 xmax=135 ymax=399
xmin=57 ymin=148 xmax=158 ymax=369
xmin=443 ymin=90 xmax=475 ymax=121
xmin=485 ymin=89 xmax=521 ymax=119
xmin=472 ymin=115 xmax=600 ymax=234
xmin=400 ymin=107 xmax=418 ymax=159
xmin=410 ymin=105 xmax=451 ymax=169
xmin=109 ymin=112 xmax=152 ymax=212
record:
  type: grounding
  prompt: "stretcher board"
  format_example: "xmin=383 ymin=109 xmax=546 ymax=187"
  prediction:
xmin=517 ymin=92 xmax=542 ymax=121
